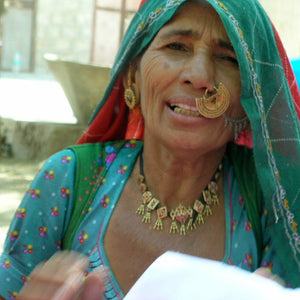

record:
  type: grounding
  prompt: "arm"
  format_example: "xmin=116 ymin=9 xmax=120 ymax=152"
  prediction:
xmin=0 ymin=149 xmax=76 ymax=299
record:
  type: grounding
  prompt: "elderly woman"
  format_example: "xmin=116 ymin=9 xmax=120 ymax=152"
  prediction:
xmin=1 ymin=0 xmax=300 ymax=299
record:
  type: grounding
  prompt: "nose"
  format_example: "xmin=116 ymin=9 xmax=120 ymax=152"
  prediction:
xmin=179 ymin=50 xmax=215 ymax=92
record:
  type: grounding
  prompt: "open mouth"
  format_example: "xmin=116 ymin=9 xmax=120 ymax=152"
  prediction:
xmin=169 ymin=103 xmax=201 ymax=117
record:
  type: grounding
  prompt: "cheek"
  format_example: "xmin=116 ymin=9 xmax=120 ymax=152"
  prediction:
xmin=139 ymin=58 xmax=174 ymax=104
xmin=229 ymin=85 xmax=244 ymax=117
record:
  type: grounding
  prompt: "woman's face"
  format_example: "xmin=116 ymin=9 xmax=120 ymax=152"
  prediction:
xmin=135 ymin=0 xmax=244 ymax=152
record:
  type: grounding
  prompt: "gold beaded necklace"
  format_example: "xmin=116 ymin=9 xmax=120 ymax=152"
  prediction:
xmin=136 ymin=152 xmax=222 ymax=235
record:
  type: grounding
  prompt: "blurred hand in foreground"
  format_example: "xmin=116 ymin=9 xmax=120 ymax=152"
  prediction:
xmin=17 ymin=251 xmax=105 ymax=300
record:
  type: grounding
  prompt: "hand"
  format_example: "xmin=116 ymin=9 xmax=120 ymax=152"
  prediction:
xmin=17 ymin=251 xmax=106 ymax=300
xmin=254 ymin=267 xmax=285 ymax=286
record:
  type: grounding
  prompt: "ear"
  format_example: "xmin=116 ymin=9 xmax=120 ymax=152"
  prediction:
xmin=123 ymin=60 xmax=140 ymax=99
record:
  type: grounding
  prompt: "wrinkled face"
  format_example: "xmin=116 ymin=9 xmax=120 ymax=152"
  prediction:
xmin=134 ymin=0 xmax=244 ymax=152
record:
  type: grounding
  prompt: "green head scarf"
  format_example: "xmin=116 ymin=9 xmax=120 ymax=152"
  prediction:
xmin=78 ymin=0 xmax=300 ymax=287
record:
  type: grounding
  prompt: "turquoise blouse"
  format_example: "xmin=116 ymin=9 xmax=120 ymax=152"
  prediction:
xmin=0 ymin=140 xmax=284 ymax=300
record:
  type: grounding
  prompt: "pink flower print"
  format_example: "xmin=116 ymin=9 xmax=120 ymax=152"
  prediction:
xmin=16 ymin=208 xmax=26 ymax=219
xmin=23 ymin=244 xmax=34 ymax=254
xmin=8 ymin=291 xmax=18 ymax=300
xmin=39 ymin=226 xmax=48 ymax=237
xmin=22 ymin=275 xmax=28 ymax=285
xmin=105 ymin=153 xmax=117 ymax=166
xmin=125 ymin=140 xmax=137 ymax=148
xmin=238 ymin=195 xmax=243 ymax=205
xmin=45 ymin=170 xmax=54 ymax=179
xmin=118 ymin=165 xmax=128 ymax=175
xmin=100 ymin=177 xmax=106 ymax=186
xmin=100 ymin=194 xmax=110 ymax=208
xmin=55 ymin=241 xmax=61 ymax=250
xmin=51 ymin=206 xmax=59 ymax=216
xmin=244 ymin=220 xmax=252 ymax=231
xmin=231 ymin=220 xmax=237 ymax=233
xmin=78 ymin=230 xmax=89 ymax=244
xmin=61 ymin=188 xmax=71 ymax=199
xmin=2 ymin=259 xmax=11 ymax=269
xmin=9 ymin=230 xmax=19 ymax=242
xmin=262 ymin=261 xmax=274 ymax=271
xmin=62 ymin=155 xmax=72 ymax=163
xmin=28 ymin=189 xmax=41 ymax=199
xmin=244 ymin=253 xmax=253 ymax=269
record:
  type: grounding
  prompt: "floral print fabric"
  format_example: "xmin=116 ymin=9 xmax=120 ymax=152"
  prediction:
xmin=0 ymin=141 xmax=284 ymax=299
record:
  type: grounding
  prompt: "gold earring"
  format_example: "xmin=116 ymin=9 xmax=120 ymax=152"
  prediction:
xmin=195 ymin=83 xmax=230 ymax=118
xmin=124 ymin=65 xmax=138 ymax=109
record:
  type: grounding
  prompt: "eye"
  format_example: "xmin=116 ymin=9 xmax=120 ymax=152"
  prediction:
xmin=166 ymin=42 xmax=187 ymax=52
xmin=218 ymin=55 xmax=238 ymax=66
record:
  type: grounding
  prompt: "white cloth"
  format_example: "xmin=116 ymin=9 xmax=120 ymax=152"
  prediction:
xmin=124 ymin=251 xmax=300 ymax=300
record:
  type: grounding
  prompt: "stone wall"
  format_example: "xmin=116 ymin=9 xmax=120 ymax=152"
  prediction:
xmin=1 ymin=118 xmax=85 ymax=160
xmin=35 ymin=0 xmax=94 ymax=73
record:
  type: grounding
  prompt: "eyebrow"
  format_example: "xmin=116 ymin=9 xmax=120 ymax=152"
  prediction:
xmin=159 ymin=29 xmax=201 ymax=41
xmin=216 ymin=39 xmax=235 ymax=53
xmin=159 ymin=30 xmax=235 ymax=52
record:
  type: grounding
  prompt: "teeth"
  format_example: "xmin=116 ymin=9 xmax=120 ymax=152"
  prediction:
xmin=170 ymin=104 xmax=201 ymax=117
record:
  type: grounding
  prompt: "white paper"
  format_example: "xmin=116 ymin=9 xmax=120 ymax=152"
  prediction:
xmin=124 ymin=251 xmax=300 ymax=300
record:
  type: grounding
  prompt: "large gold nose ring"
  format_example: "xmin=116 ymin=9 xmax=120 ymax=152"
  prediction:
xmin=195 ymin=83 xmax=230 ymax=118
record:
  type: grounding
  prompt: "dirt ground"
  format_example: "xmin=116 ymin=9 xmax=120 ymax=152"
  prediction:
xmin=0 ymin=157 xmax=42 ymax=249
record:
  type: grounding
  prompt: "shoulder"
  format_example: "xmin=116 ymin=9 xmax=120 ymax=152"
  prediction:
xmin=68 ymin=140 xmax=143 ymax=166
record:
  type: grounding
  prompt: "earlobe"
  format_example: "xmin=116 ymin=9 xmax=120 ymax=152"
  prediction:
xmin=123 ymin=62 xmax=140 ymax=109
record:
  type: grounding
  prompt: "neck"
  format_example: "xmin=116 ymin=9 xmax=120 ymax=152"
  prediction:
xmin=141 ymin=139 xmax=226 ymax=209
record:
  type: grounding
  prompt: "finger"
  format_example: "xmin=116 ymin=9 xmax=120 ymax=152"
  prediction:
xmin=254 ymin=267 xmax=271 ymax=278
xmin=19 ymin=272 xmax=83 ymax=300
xmin=77 ymin=267 xmax=107 ymax=300
xmin=30 ymin=251 xmax=88 ymax=283
xmin=17 ymin=251 xmax=89 ymax=300
xmin=254 ymin=267 xmax=285 ymax=287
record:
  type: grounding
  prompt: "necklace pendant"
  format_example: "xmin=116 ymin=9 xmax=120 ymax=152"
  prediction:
xmin=142 ymin=211 xmax=151 ymax=223
xmin=169 ymin=220 xmax=179 ymax=234
xmin=204 ymin=205 xmax=212 ymax=216
xmin=196 ymin=213 xmax=204 ymax=225
xmin=187 ymin=217 xmax=196 ymax=230
xmin=136 ymin=203 xmax=146 ymax=215
xmin=208 ymin=181 xmax=218 ymax=194
xmin=193 ymin=199 xmax=205 ymax=214
xmin=169 ymin=210 xmax=179 ymax=234
xmin=212 ymin=194 xmax=219 ymax=205
xmin=153 ymin=218 xmax=163 ymax=230
xmin=147 ymin=198 xmax=159 ymax=210
xmin=153 ymin=206 xmax=168 ymax=231
xmin=142 ymin=191 xmax=152 ymax=204
xmin=203 ymin=190 xmax=212 ymax=205
xmin=179 ymin=223 xmax=187 ymax=235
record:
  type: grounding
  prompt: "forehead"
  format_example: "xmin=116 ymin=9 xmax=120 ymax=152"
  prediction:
xmin=157 ymin=1 xmax=229 ymax=42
